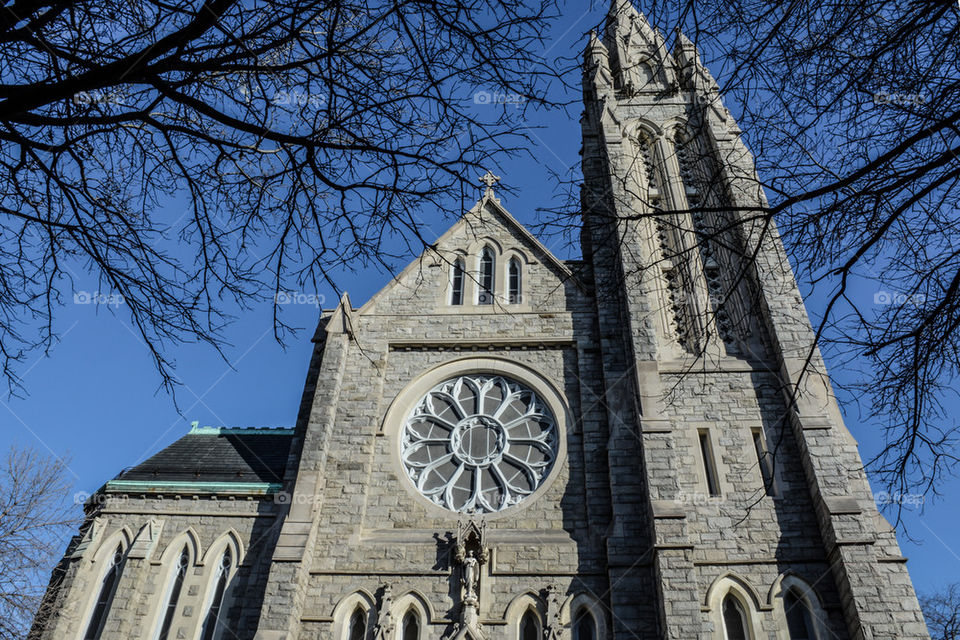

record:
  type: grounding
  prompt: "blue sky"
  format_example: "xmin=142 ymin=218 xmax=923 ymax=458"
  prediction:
xmin=1 ymin=0 xmax=957 ymax=604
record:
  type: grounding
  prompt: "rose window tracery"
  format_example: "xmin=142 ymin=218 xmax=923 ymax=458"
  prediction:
xmin=400 ymin=375 xmax=558 ymax=513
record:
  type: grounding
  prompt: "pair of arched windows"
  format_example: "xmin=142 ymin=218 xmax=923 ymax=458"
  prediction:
xmin=449 ymin=249 xmax=522 ymax=306
xmin=718 ymin=587 xmax=820 ymax=640
xmin=516 ymin=606 xmax=594 ymax=640
xmin=156 ymin=544 xmax=232 ymax=640
xmin=347 ymin=605 xmax=420 ymax=640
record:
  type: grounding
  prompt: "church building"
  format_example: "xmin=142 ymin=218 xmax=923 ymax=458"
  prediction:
xmin=32 ymin=2 xmax=931 ymax=639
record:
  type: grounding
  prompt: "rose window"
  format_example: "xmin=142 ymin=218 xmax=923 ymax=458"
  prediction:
xmin=400 ymin=375 xmax=558 ymax=513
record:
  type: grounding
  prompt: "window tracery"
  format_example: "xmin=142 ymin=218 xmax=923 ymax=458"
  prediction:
xmin=400 ymin=374 xmax=558 ymax=513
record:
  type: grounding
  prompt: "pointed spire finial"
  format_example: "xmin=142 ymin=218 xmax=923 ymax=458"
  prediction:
xmin=478 ymin=170 xmax=501 ymax=198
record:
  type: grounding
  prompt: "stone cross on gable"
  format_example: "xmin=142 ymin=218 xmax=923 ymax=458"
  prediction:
xmin=478 ymin=171 xmax=501 ymax=198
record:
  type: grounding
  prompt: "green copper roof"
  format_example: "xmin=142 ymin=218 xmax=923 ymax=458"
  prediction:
xmin=188 ymin=421 xmax=295 ymax=436
xmin=104 ymin=480 xmax=282 ymax=494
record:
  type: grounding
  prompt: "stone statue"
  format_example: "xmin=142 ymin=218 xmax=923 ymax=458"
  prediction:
xmin=544 ymin=583 xmax=563 ymax=640
xmin=374 ymin=583 xmax=394 ymax=640
xmin=462 ymin=550 xmax=479 ymax=599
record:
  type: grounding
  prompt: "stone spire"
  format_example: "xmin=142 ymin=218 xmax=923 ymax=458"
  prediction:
xmin=603 ymin=0 xmax=675 ymax=94
xmin=672 ymin=29 xmax=719 ymax=94
xmin=583 ymin=30 xmax=613 ymax=95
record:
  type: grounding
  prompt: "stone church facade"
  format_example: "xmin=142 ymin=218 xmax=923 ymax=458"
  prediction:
xmin=33 ymin=2 xmax=930 ymax=639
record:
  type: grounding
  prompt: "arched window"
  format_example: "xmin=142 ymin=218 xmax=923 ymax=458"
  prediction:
xmin=520 ymin=609 xmax=539 ymax=640
xmin=156 ymin=546 xmax=190 ymax=640
xmin=401 ymin=610 xmax=419 ymax=640
xmin=508 ymin=258 xmax=522 ymax=304
xmin=784 ymin=589 xmax=817 ymax=640
xmin=479 ymin=247 xmax=495 ymax=305
xmin=84 ymin=543 xmax=125 ymax=639
xmin=722 ymin=594 xmax=749 ymax=640
xmin=83 ymin=543 xmax=123 ymax=640
xmin=450 ymin=259 xmax=465 ymax=305
xmin=348 ymin=606 xmax=367 ymax=640
xmin=573 ymin=609 xmax=596 ymax=640
xmin=200 ymin=547 xmax=233 ymax=640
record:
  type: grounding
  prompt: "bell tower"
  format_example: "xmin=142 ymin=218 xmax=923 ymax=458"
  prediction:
xmin=581 ymin=1 xmax=930 ymax=638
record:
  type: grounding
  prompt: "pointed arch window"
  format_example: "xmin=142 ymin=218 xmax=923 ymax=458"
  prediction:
xmin=520 ymin=610 xmax=539 ymax=640
xmin=156 ymin=546 xmax=190 ymax=640
xmin=479 ymin=247 xmax=495 ymax=305
xmin=451 ymin=259 xmax=465 ymax=306
xmin=84 ymin=543 xmax=125 ymax=639
xmin=784 ymin=589 xmax=817 ymax=640
xmin=722 ymin=594 xmax=749 ymax=640
xmin=200 ymin=547 xmax=233 ymax=640
xmin=508 ymin=257 xmax=522 ymax=304
xmin=348 ymin=606 xmax=368 ymax=640
xmin=573 ymin=609 xmax=596 ymax=640
xmin=401 ymin=610 xmax=420 ymax=640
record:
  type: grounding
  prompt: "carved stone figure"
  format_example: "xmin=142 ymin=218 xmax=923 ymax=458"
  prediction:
xmin=374 ymin=583 xmax=395 ymax=640
xmin=462 ymin=550 xmax=479 ymax=599
xmin=544 ymin=583 xmax=563 ymax=640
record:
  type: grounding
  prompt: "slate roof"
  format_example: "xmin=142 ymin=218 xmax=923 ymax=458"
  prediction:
xmin=112 ymin=425 xmax=294 ymax=486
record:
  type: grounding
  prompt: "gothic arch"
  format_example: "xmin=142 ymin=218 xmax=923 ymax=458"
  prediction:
xmin=75 ymin=526 xmax=133 ymax=640
xmin=199 ymin=529 xmax=244 ymax=566
xmin=195 ymin=531 xmax=243 ymax=640
xmin=560 ymin=592 xmax=608 ymax=640
xmin=462 ymin=239 xmax=501 ymax=305
xmin=502 ymin=250 xmax=527 ymax=305
xmin=503 ymin=592 xmax=546 ymax=640
xmin=625 ymin=119 xmax=663 ymax=140
xmin=332 ymin=590 xmax=378 ymax=640
xmin=704 ymin=574 xmax=765 ymax=640
xmin=157 ymin=527 xmax=202 ymax=566
xmin=465 ymin=236 xmax=504 ymax=258
xmin=769 ymin=574 xmax=829 ymax=640
xmin=391 ymin=591 xmax=432 ymax=640
xmin=391 ymin=590 xmax=434 ymax=623
xmin=144 ymin=528 xmax=202 ymax=639
xmin=501 ymin=247 xmax=531 ymax=265
xmin=84 ymin=525 xmax=133 ymax=567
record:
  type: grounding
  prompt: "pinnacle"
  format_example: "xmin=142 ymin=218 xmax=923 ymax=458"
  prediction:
xmin=675 ymin=28 xmax=694 ymax=48
xmin=585 ymin=30 xmax=608 ymax=56
xmin=606 ymin=0 xmax=658 ymax=44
